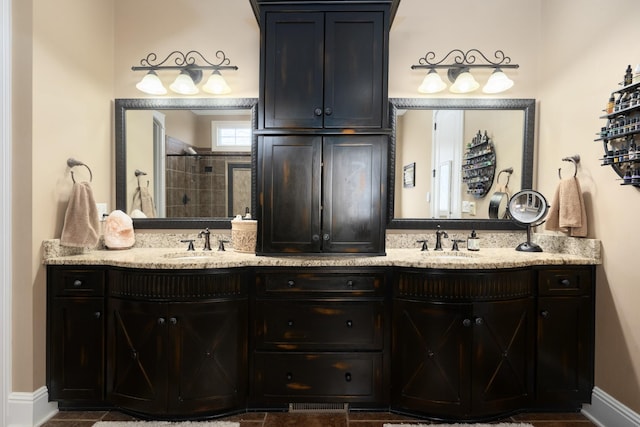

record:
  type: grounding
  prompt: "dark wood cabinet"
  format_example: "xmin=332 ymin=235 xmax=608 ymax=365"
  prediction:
xmin=262 ymin=10 xmax=385 ymax=129
xmin=535 ymin=266 xmax=594 ymax=409
xmin=259 ymin=135 xmax=386 ymax=254
xmin=106 ymin=269 xmax=247 ymax=417
xmin=392 ymin=269 xmax=535 ymax=420
xmin=255 ymin=1 xmax=391 ymax=255
xmin=47 ymin=266 xmax=106 ymax=407
xmin=250 ymin=269 xmax=390 ymax=408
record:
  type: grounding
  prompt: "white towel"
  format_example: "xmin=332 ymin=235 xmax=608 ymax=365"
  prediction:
xmin=60 ymin=182 xmax=100 ymax=247
xmin=546 ymin=177 xmax=587 ymax=237
xmin=131 ymin=186 xmax=157 ymax=218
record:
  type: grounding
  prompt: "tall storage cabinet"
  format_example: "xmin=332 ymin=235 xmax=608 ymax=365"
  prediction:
xmin=252 ymin=0 xmax=397 ymax=255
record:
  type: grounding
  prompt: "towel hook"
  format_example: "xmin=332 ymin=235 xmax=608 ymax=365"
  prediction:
xmin=67 ymin=158 xmax=92 ymax=183
xmin=558 ymin=155 xmax=580 ymax=179
xmin=135 ymin=169 xmax=148 ymax=188
xmin=497 ymin=167 xmax=514 ymax=187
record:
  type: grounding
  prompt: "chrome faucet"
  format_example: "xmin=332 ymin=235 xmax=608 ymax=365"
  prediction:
xmin=197 ymin=228 xmax=212 ymax=251
xmin=434 ymin=225 xmax=448 ymax=251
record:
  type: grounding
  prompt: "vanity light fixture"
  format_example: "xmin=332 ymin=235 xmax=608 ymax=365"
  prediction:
xmin=412 ymin=49 xmax=518 ymax=94
xmin=132 ymin=50 xmax=238 ymax=96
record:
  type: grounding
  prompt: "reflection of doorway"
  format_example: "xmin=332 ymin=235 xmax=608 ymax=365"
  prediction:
xmin=152 ymin=111 xmax=166 ymax=217
xmin=228 ymin=163 xmax=251 ymax=217
xmin=431 ymin=110 xmax=463 ymax=218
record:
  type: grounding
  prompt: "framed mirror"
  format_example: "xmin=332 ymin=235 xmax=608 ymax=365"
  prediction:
xmin=115 ymin=98 xmax=258 ymax=229
xmin=387 ymin=98 xmax=535 ymax=230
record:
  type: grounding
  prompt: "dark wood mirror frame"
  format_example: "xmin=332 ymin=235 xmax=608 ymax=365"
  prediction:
xmin=387 ymin=98 xmax=536 ymax=230
xmin=115 ymin=98 xmax=258 ymax=229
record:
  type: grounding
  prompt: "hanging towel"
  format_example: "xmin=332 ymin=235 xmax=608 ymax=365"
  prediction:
xmin=546 ymin=176 xmax=588 ymax=237
xmin=131 ymin=186 xmax=157 ymax=218
xmin=60 ymin=181 xmax=100 ymax=247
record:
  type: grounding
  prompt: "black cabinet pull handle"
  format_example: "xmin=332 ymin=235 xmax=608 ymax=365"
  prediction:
xmin=314 ymin=108 xmax=323 ymax=116
xmin=325 ymin=107 xmax=333 ymax=116
xmin=286 ymin=372 xmax=293 ymax=381
xmin=541 ymin=310 xmax=549 ymax=318
xmin=94 ymin=312 xmax=101 ymax=319
xmin=287 ymin=280 xmax=295 ymax=288
xmin=345 ymin=372 xmax=352 ymax=382
xmin=170 ymin=317 xmax=177 ymax=325
xmin=73 ymin=279 xmax=82 ymax=287
xmin=560 ymin=279 xmax=571 ymax=286
xmin=463 ymin=318 xmax=472 ymax=327
xmin=475 ymin=317 xmax=484 ymax=326
xmin=346 ymin=320 xmax=353 ymax=328
xmin=157 ymin=317 xmax=165 ymax=325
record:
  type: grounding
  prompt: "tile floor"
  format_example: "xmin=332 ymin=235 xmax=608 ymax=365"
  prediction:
xmin=42 ymin=409 xmax=598 ymax=427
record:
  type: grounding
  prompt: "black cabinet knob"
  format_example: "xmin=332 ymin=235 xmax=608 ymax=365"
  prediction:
xmin=312 ymin=234 xmax=320 ymax=242
xmin=93 ymin=312 xmax=101 ymax=319
xmin=157 ymin=317 xmax=166 ymax=325
xmin=314 ymin=108 xmax=323 ymax=116
xmin=475 ymin=317 xmax=484 ymax=326
xmin=169 ymin=317 xmax=178 ymax=325
xmin=345 ymin=372 xmax=352 ymax=382
xmin=73 ymin=279 xmax=82 ymax=287
xmin=323 ymin=233 xmax=330 ymax=241
xmin=560 ymin=279 xmax=571 ymax=287
xmin=287 ymin=320 xmax=294 ymax=327
xmin=346 ymin=280 xmax=354 ymax=288
xmin=131 ymin=350 xmax=138 ymax=360
xmin=324 ymin=107 xmax=333 ymax=116
xmin=540 ymin=310 xmax=550 ymax=318
xmin=462 ymin=318 xmax=472 ymax=327
xmin=286 ymin=372 xmax=293 ymax=381
xmin=346 ymin=320 xmax=353 ymax=328
xmin=287 ymin=280 xmax=295 ymax=288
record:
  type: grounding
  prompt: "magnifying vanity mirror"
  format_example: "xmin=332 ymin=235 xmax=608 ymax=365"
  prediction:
xmin=387 ymin=98 xmax=535 ymax=230
xmin=115 ymin=98 xmax=258 ymax=229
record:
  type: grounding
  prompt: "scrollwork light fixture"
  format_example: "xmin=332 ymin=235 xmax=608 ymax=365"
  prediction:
xmin=411 ymin=49 xmax=519 ymax=94
xmin=132 ymin=50 xmax=238 ymax=96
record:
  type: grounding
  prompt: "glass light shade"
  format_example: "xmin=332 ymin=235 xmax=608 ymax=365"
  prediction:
xmin=418 ymin=69 xmax=447 ymax=94
xmin=135 ymin=71 xmax=167 ymax=95
xmin=449 ymin=71 xmax=480 ymax=94
xmin=202 ymin=70 xmax=231 ymax=94
xmin=169 ymin=70 xmax=199 ymax=95
xmin=482 ymin=69 xmax=514 ymax=94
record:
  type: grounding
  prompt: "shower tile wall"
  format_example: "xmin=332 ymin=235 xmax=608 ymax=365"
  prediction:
xmin=165 ymin=152 xmax=250 ymax=218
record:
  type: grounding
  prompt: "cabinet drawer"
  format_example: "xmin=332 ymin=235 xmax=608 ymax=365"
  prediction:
xmin=255 ymin=300 xmax=384 ymax=350
xmin=258 ymin=272 xmax=384 ymax=296
xmin=49 ymin=267 xmax=105 ymax=297
xmin=538 ymin=268 xmax=592 ymax=296
xmin=253 ymin=352 xmax=382 ymax=401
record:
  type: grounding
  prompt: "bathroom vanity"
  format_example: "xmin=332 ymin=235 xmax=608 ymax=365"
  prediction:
xmin=45 ymin=245 xmax=597 ymax=421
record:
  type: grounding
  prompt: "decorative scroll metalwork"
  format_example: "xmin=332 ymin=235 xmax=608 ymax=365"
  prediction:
xmin=411 ymin=49 xmax=519 ymax=70
xmin=132 ymin=49 xmax=238 ymax=72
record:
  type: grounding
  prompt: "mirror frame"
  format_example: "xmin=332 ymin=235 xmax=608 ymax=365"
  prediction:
xmin=115 ymin=98 xmax=259 ymax=229
xmin=387 ymin=98 xmax=536 ymax=230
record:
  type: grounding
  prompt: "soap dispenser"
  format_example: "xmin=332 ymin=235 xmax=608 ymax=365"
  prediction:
xmin=467 ymin=230 xmax=480 ymax=251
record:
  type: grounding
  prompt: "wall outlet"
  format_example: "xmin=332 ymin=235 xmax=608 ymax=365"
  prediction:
xmin=462 ymin=201 xmax=471 ymax=213
xmin=96 ymin=203 xmax=108 ymax=221
xmin=468 ymin=201 xmax=476 ymax=216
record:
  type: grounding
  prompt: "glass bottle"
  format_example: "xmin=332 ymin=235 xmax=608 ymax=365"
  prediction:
xmin=625 ymin=64 xmax=633 ymax=86
xmin=607 ymin=95 xmax=615 ymax=114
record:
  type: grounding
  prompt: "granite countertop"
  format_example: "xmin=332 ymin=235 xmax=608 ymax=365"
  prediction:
xmin=42 ymin=246 xmax=600 ymax=270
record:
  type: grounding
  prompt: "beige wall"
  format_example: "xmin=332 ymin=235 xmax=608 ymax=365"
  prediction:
xmin=10 ymin=0 xmax=640 ymax=417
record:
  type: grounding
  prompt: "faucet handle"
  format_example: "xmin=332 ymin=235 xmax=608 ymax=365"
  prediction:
xmin=180 ymin=239 xmax=195 ymax=251
xmin=451 ymin=239 xmax=465 ymax=251
xmin=416 ymin=239 xmax=428 ymax=251
xmin=218 ymin=239 xmax=229 ymax=251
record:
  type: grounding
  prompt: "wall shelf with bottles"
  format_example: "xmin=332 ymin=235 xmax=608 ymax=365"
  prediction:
xmin=462 ymin=130 xmax=496 ymax=198
xmin=596 ymin=66 xmax=640 ymax=187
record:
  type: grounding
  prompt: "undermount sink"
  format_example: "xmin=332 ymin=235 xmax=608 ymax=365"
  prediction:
xmin=163 ymin=251 xmax=218 ymax=260
xmin=422 ymin=251 xmax=480 ymax=259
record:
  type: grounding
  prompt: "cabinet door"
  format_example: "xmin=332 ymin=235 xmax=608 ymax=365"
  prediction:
xmin=323 ymin=136 xmax=386 ymax=253
xmin=168 ymin=300 xmax=247 ymax=414
xmin=537 ymin=296 xmax=593 ymax=406
xmin=392 ymin=300 xmax=472 ymax=416
xmin=324 ymin=12 xmax=384 ymax=128
xmin=107 ymin=298 xmax=168 ymax=414
xmin=48 ymin=297 xmax=105 ymax=403
xmin=263 ymin=12 xmax=324 ymax=128
xmin=472 ymin=298 xmax=534 ymax=416
xmin=260 ymin=135 xmax=322 ymax=253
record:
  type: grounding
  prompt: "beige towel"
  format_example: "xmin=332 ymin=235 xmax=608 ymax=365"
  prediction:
xmin=546 ymin=177 xmax=587 ymax=237
xmin=131 ymin=186 xmax=156 ymax=218
xmin=60 ymin=181 xmax=100 ymax=247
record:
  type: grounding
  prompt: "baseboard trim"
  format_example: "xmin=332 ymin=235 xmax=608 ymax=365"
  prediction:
xmin=582 ymin=386 xmax=640 ymax=427
xmin=7 ymin=386 xmax=57 ymax=427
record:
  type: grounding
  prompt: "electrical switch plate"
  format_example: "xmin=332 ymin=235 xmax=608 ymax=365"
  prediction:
xmin=462 ymin=201 xmax=471 ymax=213
xmin=469 ymin=201 xmax=476 ymax=216
xmin=96 ymin=203 xmax=108 ymax=221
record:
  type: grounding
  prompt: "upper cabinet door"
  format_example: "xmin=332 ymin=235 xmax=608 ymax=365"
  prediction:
xmin=324 ymin=12 xmax=384 ymax=129
xmin=264 ymin=12 xmax=324 ymax=129
xmin=263 ymin=11 xmax=385 ymax=129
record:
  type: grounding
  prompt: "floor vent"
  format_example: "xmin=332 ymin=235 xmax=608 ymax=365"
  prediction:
xmin=288 ymin=402 xmax=349 ymax=413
